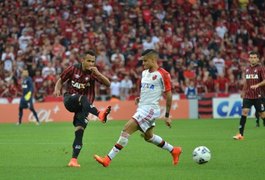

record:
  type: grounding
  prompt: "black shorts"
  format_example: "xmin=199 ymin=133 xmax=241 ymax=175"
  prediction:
xmin=19 ymin=97 xmax=34 ymax=109
xmin=242 ymin=98 xmax=265 ymax=113
xmin=64 ymin=93 xmax=89 ymax=128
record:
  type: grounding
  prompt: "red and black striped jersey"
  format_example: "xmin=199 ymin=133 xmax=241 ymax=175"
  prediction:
xmin=60 ymin=63 xmax=103 ymax=103
xmin=244 ymin=64 xmax=265 ymax=99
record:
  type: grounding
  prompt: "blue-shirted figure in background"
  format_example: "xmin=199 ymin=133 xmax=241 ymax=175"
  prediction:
xmin=17 ymin=69 xmax=40 ymax=125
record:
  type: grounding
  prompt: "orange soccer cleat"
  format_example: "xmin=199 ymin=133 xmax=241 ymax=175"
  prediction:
xmin=94 ymin=155 xmax=111 ymax=167
xmin=67 ymin=158 xmax=81 ymax=167
xmin=171 ymin=147 xmax=182 ymax=165
xmin=233 ymin=133 xmax=244 ymax=140
xmin=98 ymin=106 xmax=111 ymax=123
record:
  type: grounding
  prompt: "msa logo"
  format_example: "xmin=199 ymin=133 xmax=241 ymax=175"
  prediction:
xmin=71 ymin=80 xmax=90 ymax=89
xmin=141 ymin=83 xmax=155 ymax=90
xmin=245 ymin=74 xmax=258 ymax=79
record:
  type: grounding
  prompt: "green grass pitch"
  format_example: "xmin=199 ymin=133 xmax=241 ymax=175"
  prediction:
xmin=0 ymin=119 xmax=264 ymax=180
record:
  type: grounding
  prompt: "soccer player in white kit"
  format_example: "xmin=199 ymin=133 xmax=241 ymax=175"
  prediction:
xmin=94 ymin=49 xmax=182 ymax=167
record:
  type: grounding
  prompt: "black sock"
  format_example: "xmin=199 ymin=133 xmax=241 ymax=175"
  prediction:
xmin=255 ymin=111 xmax=259 ymax=124
xmin=239 ymin=115 xmax=247 ymax=136
xmin=30 ymin=108 xmax=39 ymax=122
xmin=72 ymin=129 xmax=84 ymax=158
xmin=90 ymin=106 xmax=100 ymax=116
xmin=80 ymin=96 xmax=99 ymax=116
xmin=18 ymin=107 xmax=23 ymax=124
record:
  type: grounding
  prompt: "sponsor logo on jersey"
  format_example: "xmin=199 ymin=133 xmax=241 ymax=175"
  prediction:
xmin=141 ymin=83 xmax=155 ymax=90
xmin=71 ymin=80 xmax=90 ymax=89
xmin=245 ymin=74 xmax=258 ymax=79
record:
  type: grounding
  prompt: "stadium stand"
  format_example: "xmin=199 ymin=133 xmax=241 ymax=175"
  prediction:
xmin=0 ymin=0 xmax=264 ymax=102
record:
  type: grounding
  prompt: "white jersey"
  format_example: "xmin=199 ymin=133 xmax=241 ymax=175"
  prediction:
xmin=138 ymin=68 xmax=171 ymax=109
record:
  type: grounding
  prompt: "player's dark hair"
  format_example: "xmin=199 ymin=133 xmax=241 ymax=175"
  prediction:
xmin=79 ymin=50 xmax=97 ymax=60
xmin=84 ymin=50 xmax=96 ymax=57
xmin=141 ymin=49 xmax=158 ymax=56
xmin=249 ymin=51 xmax=260 ymax=58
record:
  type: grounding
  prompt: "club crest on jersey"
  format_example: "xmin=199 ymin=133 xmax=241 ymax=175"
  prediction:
xmin=246 ymin=74 xmax=258 ymax=79
xmin=74 ymin=74 xmax=80 ymax=79
xmin=152 ymin=75 xmax=157 ymax=80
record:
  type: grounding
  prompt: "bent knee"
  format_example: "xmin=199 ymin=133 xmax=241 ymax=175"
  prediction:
xmin=75 ymin=126 xmax=84 ymax=131
xmin=122 ymin=119 xmax=139 ymax=134
xmin=260 ymin=112 xmax=265 ymax=119
xmin=144 ymin=134 xmax=153 ymax=141
xmin=242 ymin=109 xmax=249 ymax=116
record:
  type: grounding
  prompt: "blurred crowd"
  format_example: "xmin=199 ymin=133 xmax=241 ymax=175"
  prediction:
xmin=0 ymin=0 xmax=265 ymax=102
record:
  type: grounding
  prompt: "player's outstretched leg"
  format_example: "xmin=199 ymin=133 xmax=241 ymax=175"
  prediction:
xmin=79 ymin=96 xmax=111 ymax=123
xmin=94 ymin=131 xmax=130 ymax=167
xmin=94 ymin=155 xmax=111 ymax=167
xmin=171 ymin=147 xmax=182 ymax=165
xmin=145 ymin=134 xmax=182 ymax=165
xmin=98 ymin=106 xmax=111 ymax=123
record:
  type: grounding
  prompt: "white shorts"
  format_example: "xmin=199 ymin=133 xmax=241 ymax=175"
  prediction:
xmin=132 ymin=106 xmax=160 ymax=133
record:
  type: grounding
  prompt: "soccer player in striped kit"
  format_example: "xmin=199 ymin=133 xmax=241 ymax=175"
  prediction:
xmin=54 ymin=50 xmax=111 ymax=167
xmin=233 ymin=51 xmax=265 ymax=140
xmin=94 ymin=49 xmax=182 ymax=167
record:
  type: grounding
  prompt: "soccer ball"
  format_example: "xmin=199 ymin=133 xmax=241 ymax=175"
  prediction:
xmin=192 ymin=146 xmax=211 ymax=164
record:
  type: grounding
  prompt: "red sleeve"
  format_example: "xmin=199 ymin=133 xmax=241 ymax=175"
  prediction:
xmin=158 ymin=68 xmax=172 ymax=92
xmin=60 ymin=65 xmax=74 ymax=83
